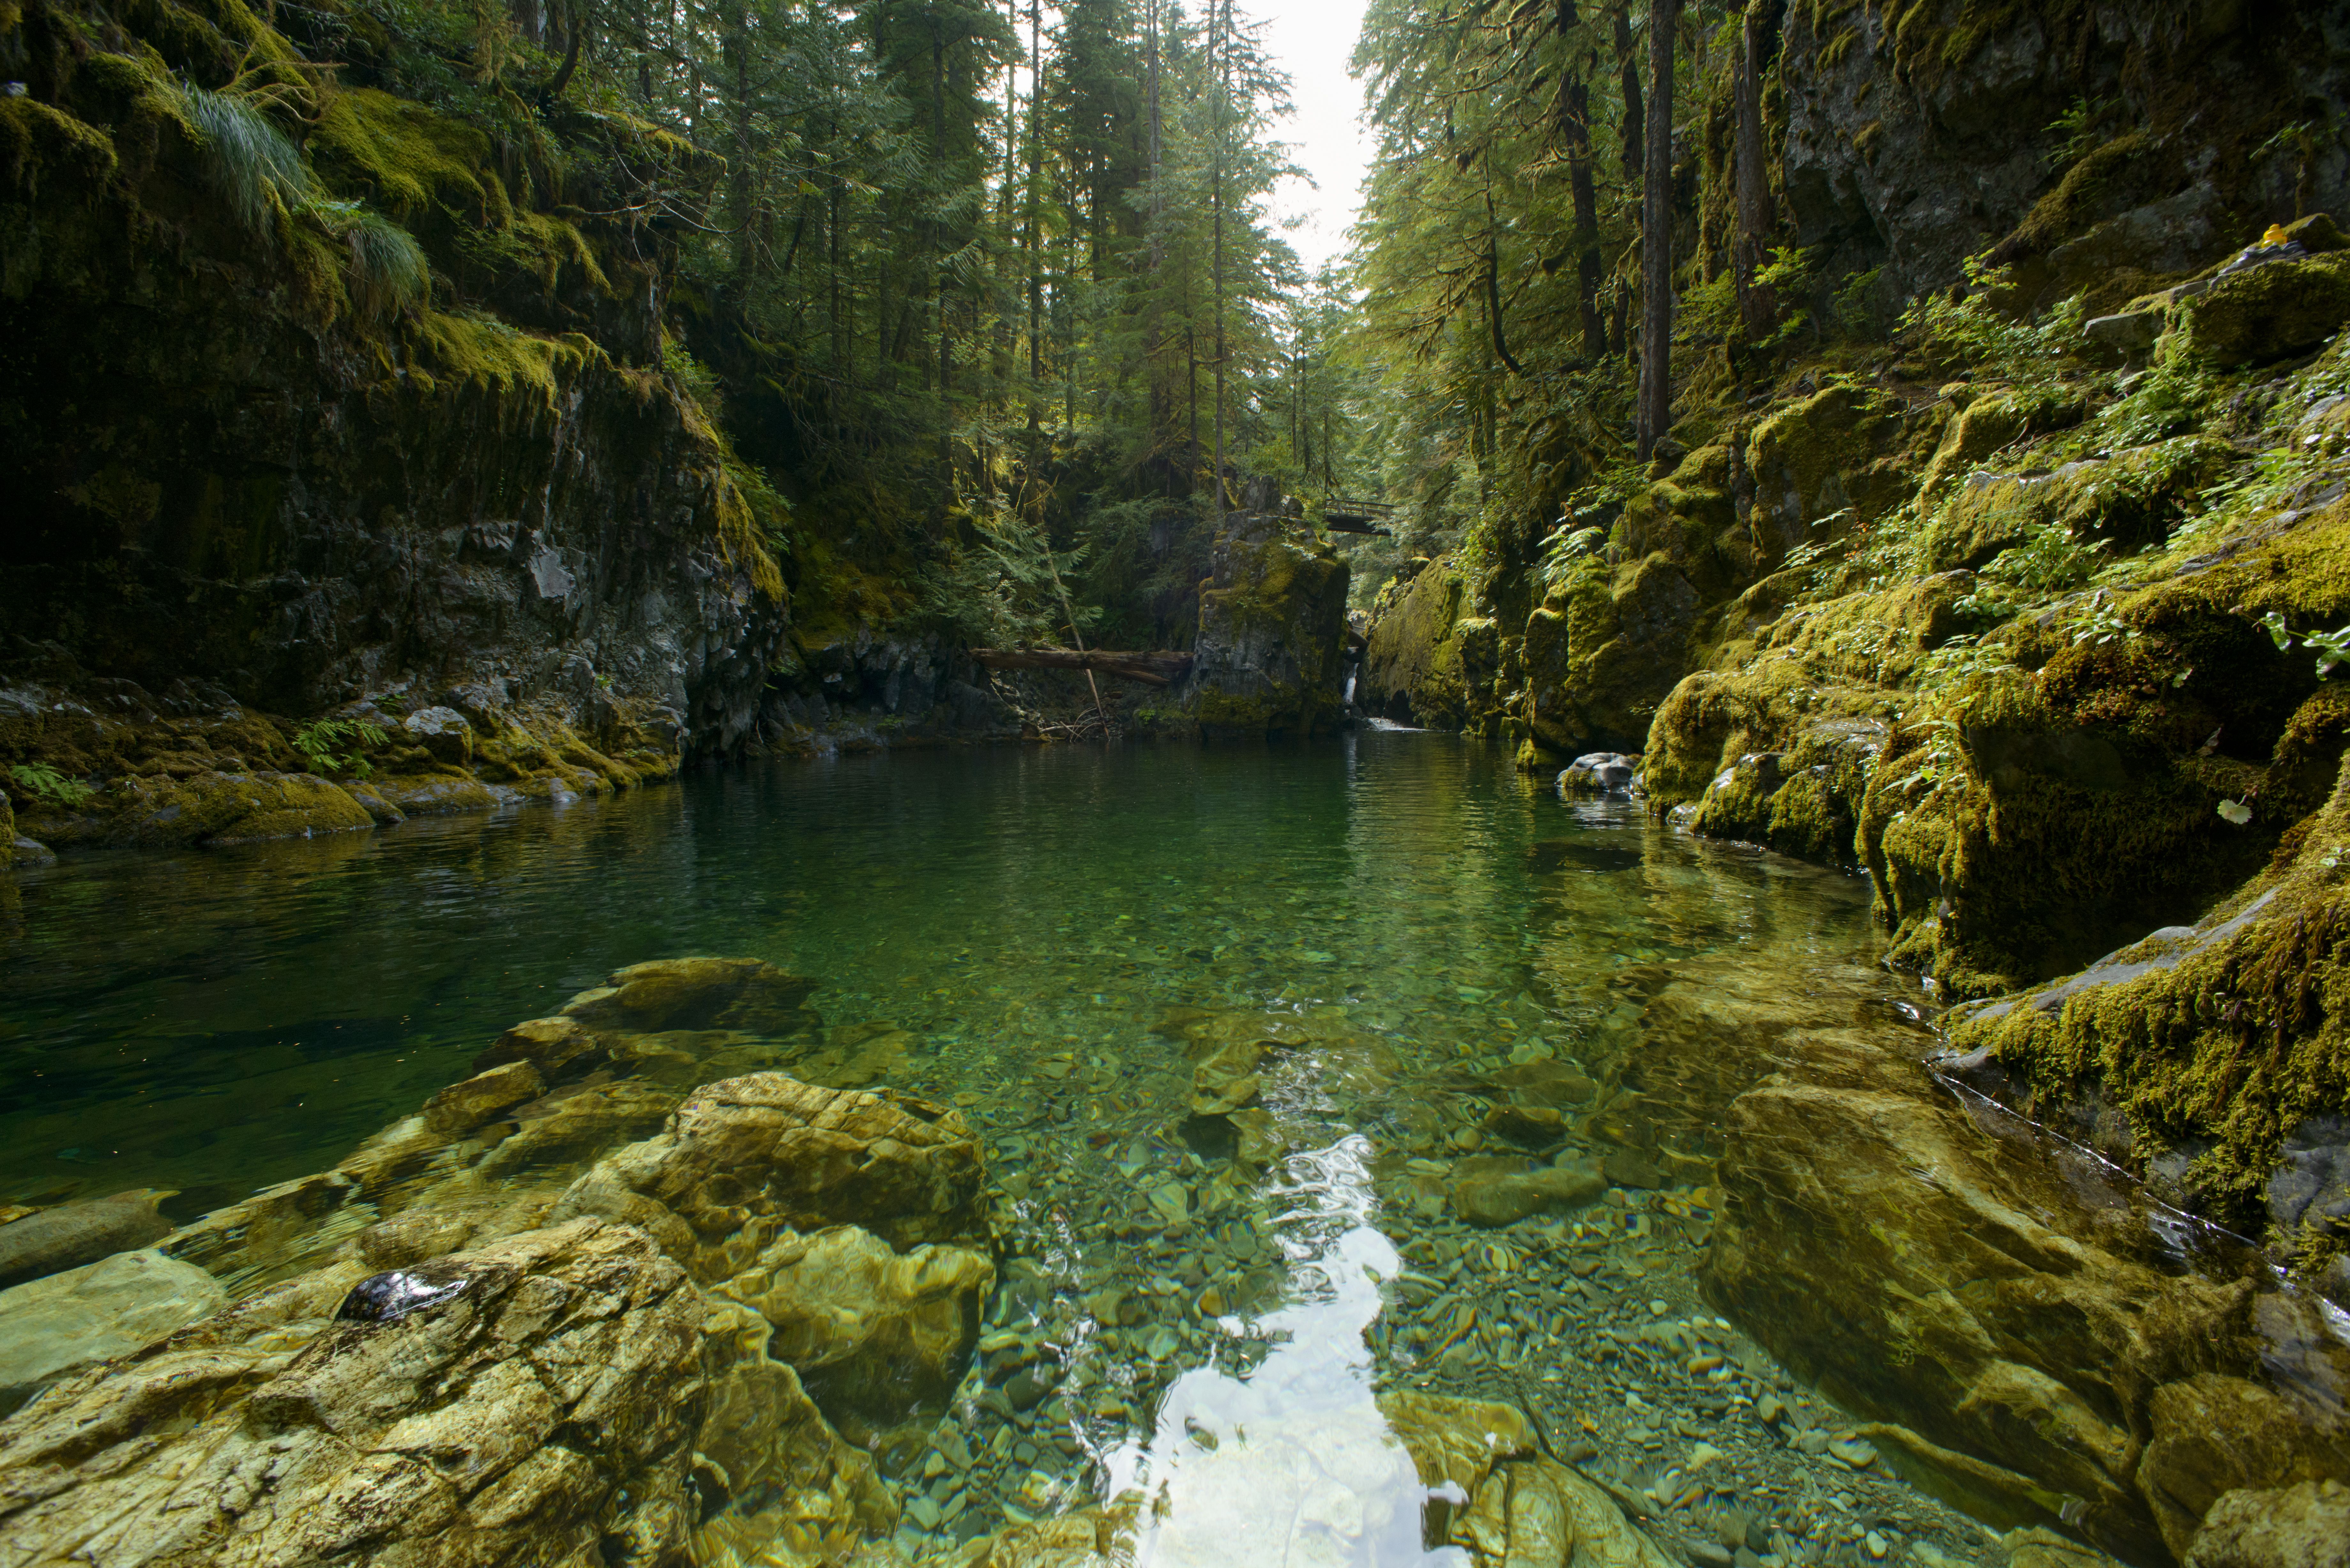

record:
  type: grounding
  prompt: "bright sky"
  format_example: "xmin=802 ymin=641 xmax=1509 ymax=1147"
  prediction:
xmin=1257 ymin=0 xmax=1375 ymax=276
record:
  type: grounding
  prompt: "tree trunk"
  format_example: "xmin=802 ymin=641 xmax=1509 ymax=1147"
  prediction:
xmin=1210 ymin=0 xmax=1228 ymax=527
xmin=1733 ymin=1 xmax=1776 ymax=344
xmin=1615 ymin=6 xmax=1643 ymax=185
xmin=1484 ymin=185 xmax=1524 ymax=377
xmin=1637 ymin=0 xmax=1677 ymax=459
xmin=1561 ymin=72 xmax=1604 ymax=360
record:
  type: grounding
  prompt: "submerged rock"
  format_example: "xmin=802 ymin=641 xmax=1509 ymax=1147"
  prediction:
xmin=2187 ymin=1479 xmax=2350 ymax=1568
xmin=0 ymin=1249 xmax=225 ymax=1413
xmin=1450 ymin=1155 xmax=1605 ymax=1228
xmin=0 ymin=1187 xmax=173 ymax=1288
xmin=555 ymin=1071 xmax=988 ymax=1268
xmin=1704 ymin=1068 xmax=2350 ymax=1564
xmin=560 ymin=955 xmax=819 ymax=1036
xmin=715 ymin=1224 xmax=993 ymax=1421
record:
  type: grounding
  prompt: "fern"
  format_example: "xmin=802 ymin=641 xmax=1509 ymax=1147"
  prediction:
xmin=8 ymin=762 xmax=95 ymax=808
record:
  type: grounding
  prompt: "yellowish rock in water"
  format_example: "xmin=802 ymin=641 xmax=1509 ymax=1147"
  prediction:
xmin=715 ymin=1223 xmax=993 ymax=1420
xmin=0 ymin=1219 xmax=742 ymax=1567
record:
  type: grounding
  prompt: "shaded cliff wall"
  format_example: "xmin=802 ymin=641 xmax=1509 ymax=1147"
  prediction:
xmin=0 ymin=0 xmax=784 ymax=761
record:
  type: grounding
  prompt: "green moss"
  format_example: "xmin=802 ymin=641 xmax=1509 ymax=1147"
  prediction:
xmin=408 ymin=310 xmax=602 ymax=404
xmin=0 ymin=96 xmax=118 ymax=195
xmin=1743 ymin=382 xmax=1912 ymax=571
xmin=2172 ymin=252 xmax=2350 ymax=367
xmin=1949 ymin=749 xmax=2350 ymax=1230
xmin=310 ymin=87 xmax=491 ymax=221
xmin=1360 ymin=560 xmax=1472 ymax=726
xmin=1999 ymin=132 xmax=2155 ymax=261
xmin=456 ymin=209 xmax=611 ymax=298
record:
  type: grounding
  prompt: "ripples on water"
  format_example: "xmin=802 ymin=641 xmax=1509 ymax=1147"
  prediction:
xmin=0 ymin=733 xmax=2145 ymax=1564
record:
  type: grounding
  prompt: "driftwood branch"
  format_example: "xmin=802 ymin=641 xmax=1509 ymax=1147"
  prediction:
xmin=970 ymin=648 xmax=1194 ymax=686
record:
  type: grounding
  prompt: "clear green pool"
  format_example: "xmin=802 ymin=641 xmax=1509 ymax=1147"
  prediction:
xmin=0 ymin=733 xmax=2068 ymax=1565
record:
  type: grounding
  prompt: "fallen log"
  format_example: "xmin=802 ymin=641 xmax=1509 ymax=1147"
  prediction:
xmin=971 ymin=648 xmax=1194 ymax=686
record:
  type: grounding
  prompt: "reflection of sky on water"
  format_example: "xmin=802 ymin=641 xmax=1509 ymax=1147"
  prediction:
xmin=1100 ymin=1135 xmax=1470 ymax=1568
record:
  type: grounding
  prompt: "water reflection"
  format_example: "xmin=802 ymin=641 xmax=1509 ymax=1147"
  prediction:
xmin=1101 ymin=1135 xmax=1466 ymax=1568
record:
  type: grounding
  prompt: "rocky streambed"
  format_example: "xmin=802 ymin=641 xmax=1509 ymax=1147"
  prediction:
xmin=1 ymin=743 xmax=2344 ymax=1568
xmin=2 ymin=934 xmax=2339 ymax=1568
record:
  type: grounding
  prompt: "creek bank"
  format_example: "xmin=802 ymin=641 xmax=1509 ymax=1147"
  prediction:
xmin=1361 ymin=224 xmax=2350 ymax=1270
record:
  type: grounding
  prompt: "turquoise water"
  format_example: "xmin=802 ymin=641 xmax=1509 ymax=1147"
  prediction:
xmin=3 ymin=733 xmax=2021 ymax=1564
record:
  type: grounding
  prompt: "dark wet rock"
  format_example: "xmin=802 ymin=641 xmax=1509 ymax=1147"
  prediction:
xmin=334 ymin=1264 xmax=476 ymax=1324
xmin=401 ymin=705 xmax=473 ymax=765
xmin=1558 ymin=752 xmax=1639 ymax=794
xmin=0 ymin=1250 xmax=225 ymax=1413
xmin=2265 ymin=1117 xmax=2350 ymax=1234
xmin=0 ymin=1188 xmax=173 ymax=1289
xmin=1182 ymin=507 xmax=1352 ymax=737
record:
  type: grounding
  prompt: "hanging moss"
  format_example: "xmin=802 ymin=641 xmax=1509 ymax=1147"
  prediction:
xmin=407 ymin=310 xmax=600 ymax=404
xmin=0 ymin=95 xmax=118 ymax=195
xmin=310 ymin=87 xmax=493 ymax=222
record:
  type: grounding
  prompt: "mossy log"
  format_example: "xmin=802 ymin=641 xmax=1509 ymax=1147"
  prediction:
xmin=969 ymin=649 xmax=1194 ymax=686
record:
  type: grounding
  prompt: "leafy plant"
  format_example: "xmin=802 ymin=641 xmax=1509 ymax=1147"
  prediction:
xmin=1974 ymin=522 xmax=2107 ymax=596
xmin=1832 ymin=267 xmax=1885 ymax=341
xmin=8 ymin=762 xmax=95 ymax=808
xmin=292 ymin=717 xmax=389 ymax=777
xmin=2261 ymin=610 xmax=2350 ymax=677
xmin=2065 ymin=591 xmax=2138 ymax=648
xmin=1900 ymin=256 xmax=2085 ymax=390
xmin=1537 ymin=524 xmax=1607 ymax=592
xmin=2046 ymin=95 xmax=2121 ymax=168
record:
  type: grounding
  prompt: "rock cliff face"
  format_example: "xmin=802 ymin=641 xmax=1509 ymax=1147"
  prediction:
xmin=1359 ymin=0 xmax=2350 ymax=1270
xmin=1777 ymin=2 xmax=2350 ymax=309
xmin=0 ymin=0 xmax=787 ymax=852
xmin=1181 ymin=486 xmax=1353 ymax=737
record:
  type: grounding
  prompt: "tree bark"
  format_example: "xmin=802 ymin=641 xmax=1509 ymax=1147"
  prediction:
xmin=1733 ymin=2 xmax=1775 ymax=344
xmin=1637 ymin=0 xmax=1677 ymax=459
xmin=1560 ymin=72 xmax=1604 ymax=360
xmin=1615 ymin=6 xmax=1643 ymax=185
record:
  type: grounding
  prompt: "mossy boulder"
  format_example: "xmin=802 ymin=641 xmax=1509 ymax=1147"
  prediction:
xmin=1358 ymin=556 xmax=1475 ymax=727
xmin=1944 ymin=747 xmax=2350 ymax=1239
xmin=1521 ymin=554 xmax=1701 ymax=756
xmin=1921 ymin=438 xmax=2233 ymax=571
xmin=19 ymin=768 xmax=373 ymax=848
xmin=1184 ymin=513 xmax=1350 ymax=737
xmin=1916 ymin=388 xmax=2086 ymax=498
xmin=1743 ymin=382 xmax=1913 ymax=568
xmin=2174 ymin=252 xmax=2350 ymax=367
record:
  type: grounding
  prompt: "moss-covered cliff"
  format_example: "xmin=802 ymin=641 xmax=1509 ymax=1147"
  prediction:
xmin=1356 ymin=1 xmax=2350 ymax=1267
xmin=0 ymin=0 xmax=789 ymax=846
